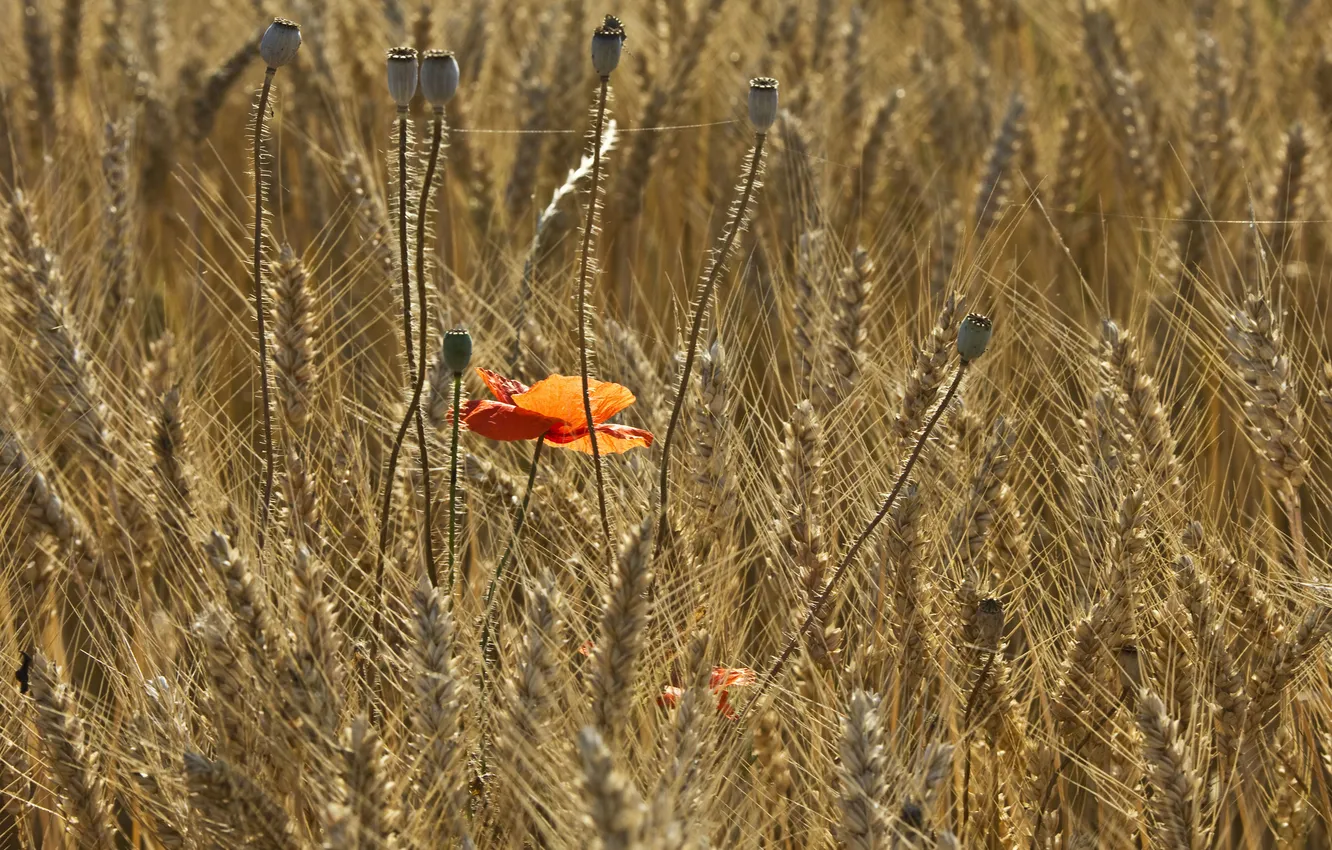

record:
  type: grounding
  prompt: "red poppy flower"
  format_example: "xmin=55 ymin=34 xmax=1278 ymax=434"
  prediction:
xmin=656 ymin=666 xmax=756 ymax=720
xmin=455 ymin=368 xmax=654 ymax=454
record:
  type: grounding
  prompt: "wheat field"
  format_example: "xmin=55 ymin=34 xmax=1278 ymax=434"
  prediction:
xmin=0 ymin=0 xmax=1330 ymax=847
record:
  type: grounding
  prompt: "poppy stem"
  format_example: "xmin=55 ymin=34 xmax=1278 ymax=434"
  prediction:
xmin=739 ymin=364 xmax=968 ymax=721
xmin=576 ymin=77 xmax=614 ymax=557
xmin=411 ymin=114 xmax=444 ymax=585
xmin=478 ymin=436 xmax=546 ymax=676
xmin=446 ymin=370 xmax=462 ymax=593
xmin=253 ymin=67 xmax=276 ymax=550
xmin=653 ymin=132 xmax=766 ymax=562
xmin=376 ymin=110 xmax=443 ymax=608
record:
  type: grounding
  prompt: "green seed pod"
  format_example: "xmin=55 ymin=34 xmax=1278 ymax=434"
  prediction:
xmin=442 ymin=328 xmax=473 ymax=374
xmin=956 ymin=313 xmax=994 ymax=362
xmin=386 ymin=47 xmax=419 ymax=108
xmin=421 ymin=49 xmax=459 ymax=108
xmin=591 ymin=15 xmax=625 ymax=77
xmin=259 ymin=18 xmax=302 ymax=69
xmin=748 ymin=77 xmax=780 ymax=133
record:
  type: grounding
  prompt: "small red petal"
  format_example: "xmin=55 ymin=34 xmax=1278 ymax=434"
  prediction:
xmin=475 ymin=367 xmax=529 ymax=405
xmin=716 ymin=690 xmax=738 ymax=720
xmin=460 ymin=400 xmax=561 ymax=442
xmin=578 ymin=639 xmax=595 ymax=657
xmin=710 ymin=666 xmax=757 ymax=690
xmin=658 ymin=686 xmax=684 ymax=709
xmin=546 ymin=423 xmax=655 ymax=454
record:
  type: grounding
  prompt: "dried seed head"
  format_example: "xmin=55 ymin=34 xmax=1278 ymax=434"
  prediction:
xmin=591 ymin=15 xmax=625 ymax=77
xmin=748 ymin=77 xmax=780 ymax=133
xmin=260 ymin=18 xmax=302 ymax=69
xmin=386 ymin=46 xmax=419 ymax=108
xmin=421 ymin=49 xmax=459 ymax=108
xmin=1117 ymin=645 xmax=1142 ymax=692
xmin=976 ymin=597 xmax=1005 ymax=651
xmin=442 ymin=328 xmax=473 ymax=374
xmin=956 ymin=313 xmax=994 ymax=362
xmin=900 ymin=800 xmax=925 ymax=832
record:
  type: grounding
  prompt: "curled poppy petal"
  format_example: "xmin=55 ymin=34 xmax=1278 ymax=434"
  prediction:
xmin=475 ymin=367 xmax=528 ymax=405
xmin=658 ymin=686 xmax=684 ymax=709
xmin=657 ymin=685 xmax=739 ymax=720
xmin=710 ymin=666 xmax=757 ymax=690
xmin=716 ymin=690 xmax=738 ymax=720
xmin=459 ymin=400 xmax=561 ymax=442
xmin=548 ymin=423 xmax=655 ymax=455
xmin=513 ymin=374 xmax=637 ymax=426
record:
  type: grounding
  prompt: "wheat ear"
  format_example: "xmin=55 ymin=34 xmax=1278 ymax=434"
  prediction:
xmin=28 ymin=652 xmax=117 ymax=850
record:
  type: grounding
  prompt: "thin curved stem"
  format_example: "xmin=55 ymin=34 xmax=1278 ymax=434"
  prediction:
xmin=253 ymin=68 xmax=276 ymax=549
xmin=478 ymin=436 xmax=546 ymax=670
xmin=740 ymin=364 xmax=969 ymax=721
xmin=411 ymin=116 xmax=443 ymax=584
xmin=653 ymin=133 xmax=766 ymax=561
xmin=576 ymin=78 xmax=613 ymax=555
xmin=376 ymin=111 xmax=442 ymax=601
xmin=446 ymin=371 xmax=462 ymax=592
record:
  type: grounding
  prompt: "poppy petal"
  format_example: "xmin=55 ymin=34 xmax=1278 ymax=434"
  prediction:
xmin=475 ymin=367 xmax=529 ymax=405
xmin=459 ymin=400 xmax=560 ymax=442
xmin=709 ymin=666 xmax=757 ymax=690
xmin=550 ymin=423 xmax=654 ymax=455
xmin=513 ymin=374 xmax=637 ymax=426
xmin=658 ymin=686 xmax=684 ymax=709
xmin=716 ymin=690 xmax=738 ymax=720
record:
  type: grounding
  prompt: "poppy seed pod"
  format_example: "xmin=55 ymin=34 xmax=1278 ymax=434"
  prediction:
xmin=591 ymin=15 xmax=625 ymax=77
xmin=957 ymin=313 xmax=994 ymax=362
xmin=1117 ymin=645 xmax=1142 ymax=692
xmin=420 ymin=49 xmax=459 ymax=108
xmin=748 ymin=77 xmax=780 ymax=133
xmin=260 ymin=18 xmax=302 ymax=69
xmin=386 ymin=47 xmax=419 ymax=108
xmin=976 ymin=597 xmax=1005 ymax=651
xmin=442 ymin=328 xmax=473 ymax=374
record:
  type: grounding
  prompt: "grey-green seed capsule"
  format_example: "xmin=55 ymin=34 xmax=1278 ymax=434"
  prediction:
xmin=1117 ymin=645 xmax=1142 ymax=692
xmin=976 ymin=597 xmax=1004 ymax=651
xmin=748 ymin=77 xmax=779 ymax=133
xmin=259 ymin=18 xmax=302 ymax=69
xmin=957 ymin=313 xmax=994 ymax=362
xmin=591 ymin=15 xmax=625 ymax=77
xmin=421 ymin=50 xmax=459 ymax=108
xmin=386 ymin=47 xmax=419 ymax=108
xmin=442 ymin=328 xmax=473 ymax=374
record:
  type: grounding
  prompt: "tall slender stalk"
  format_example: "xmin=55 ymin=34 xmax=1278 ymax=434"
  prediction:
xmin=446 ymin=371 xmax=462 ymax=590
xmin=654 ymin=132 xmax=767 ymax=559
xmin=377 ymin=109 xmax=444 ymax=588
xmin=253 ymin=68 xmax=276 ymax=549
xmin=576 ymin=77 xmax=613 ymax=554
xmin=250 ymin=18 xmax=301 ymax=546
xmin=410 ymin=115 xmax=443 ymax=583
xmin=742 ymin=365 xmax=969 ymax=718
xmin=376 ymin=111 xmax=419 ymax=592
